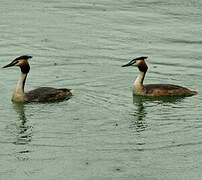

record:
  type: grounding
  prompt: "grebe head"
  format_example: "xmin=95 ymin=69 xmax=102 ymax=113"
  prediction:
xmin=122 ymin=56 xmax=148 ymax=72
xmin=3 ymin=55 xmax=32 ymax=74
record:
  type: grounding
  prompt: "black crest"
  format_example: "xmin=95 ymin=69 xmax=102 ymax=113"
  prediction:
xmin=3 ymin=55 xmax=32 ymax=73
xmin=15 ymin=55 xmax=32 ymax=61
xmin=122 ymin=56 xmax=148 ymax=67
xmin=134 ymin=56 xmax=148 ymax=60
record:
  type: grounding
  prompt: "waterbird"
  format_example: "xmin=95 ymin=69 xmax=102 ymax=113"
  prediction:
xmin=3 ymin=55 xmax=72 ymax=103
xmin=122 ymin=56 xmax=197 ymax=97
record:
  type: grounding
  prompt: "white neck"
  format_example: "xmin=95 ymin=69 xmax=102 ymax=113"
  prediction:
xmin=133 ymin=71 xmax=145 ymax=94
xmin=12 ymin=73 xmax=27 ymax=102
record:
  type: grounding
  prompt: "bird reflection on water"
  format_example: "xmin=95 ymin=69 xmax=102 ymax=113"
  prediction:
xmin=129 ymin=96 xmax=147 ymax=132
xmin=130 ymin=95 xmax=186 ymax=132
xmin=12 ymin=103 xmax=33 ymax=145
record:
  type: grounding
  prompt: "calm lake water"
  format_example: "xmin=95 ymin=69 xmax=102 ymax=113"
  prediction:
xmin=0 ymin=1 xmax=202 ymax=180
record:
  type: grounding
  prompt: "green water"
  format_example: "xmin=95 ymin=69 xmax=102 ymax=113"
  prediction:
xmin=0 ymin=1 xmax=202 ymax=180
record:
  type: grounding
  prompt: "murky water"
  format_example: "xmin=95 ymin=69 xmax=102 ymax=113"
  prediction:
xmin=0 ymin=1 xmax=202 ymax=180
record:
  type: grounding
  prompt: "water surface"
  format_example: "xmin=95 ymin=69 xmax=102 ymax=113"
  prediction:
xmin=0 ymin=1 xmax=202 ymax=180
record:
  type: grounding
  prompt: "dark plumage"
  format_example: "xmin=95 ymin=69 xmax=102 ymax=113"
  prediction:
xmin=25 ymin=87 xmax=72 ymax=102
xmin=3 ymin=55 xmax=72 ymax=103
xmin=144 ymin=84 xmax=197 ymax=97
xmin=15 ymin=55 xmax=32 ymax=61
xmin=122 ymin=56 xmax=197 ymax=97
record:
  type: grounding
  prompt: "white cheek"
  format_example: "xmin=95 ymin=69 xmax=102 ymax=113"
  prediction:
xmin=16 ymin=62 xmax=21 ymax=66
xmin=135 ymin=61 xmax=141 ymax=66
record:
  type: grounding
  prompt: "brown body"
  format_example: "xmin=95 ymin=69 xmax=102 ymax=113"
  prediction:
xmin=3 ymin=55 xmax=72 ymax=103
xmin=122 ymin=56 xmax=197 ymax=97
xmin=25 ymin=87 xmax=72 ymax=102
xmin=143 ymin=84 xmax=196 ymax=97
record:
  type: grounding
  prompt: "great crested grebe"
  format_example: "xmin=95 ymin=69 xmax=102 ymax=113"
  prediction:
xmin=3 ymin=55 xmax=72 ymax=103
xmin=122 ymin=56 xmax=197 ymax=97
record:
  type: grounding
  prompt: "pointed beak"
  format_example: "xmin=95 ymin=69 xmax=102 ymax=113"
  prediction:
xmin=2 ymin=61 xmax=17 ymax=68
xmin=122 ymin=60 xmax=136 ymax=67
